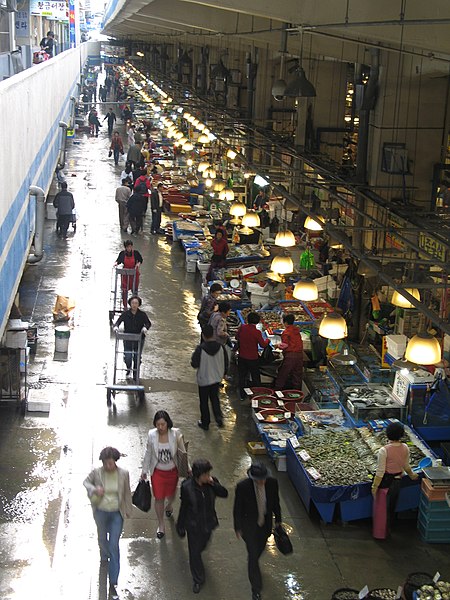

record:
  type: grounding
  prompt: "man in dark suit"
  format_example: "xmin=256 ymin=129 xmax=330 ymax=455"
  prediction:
xmin=150 ymin=182 xmax=164 ymax=234
xmin=233 ymin=463 xmax=282 ymax=600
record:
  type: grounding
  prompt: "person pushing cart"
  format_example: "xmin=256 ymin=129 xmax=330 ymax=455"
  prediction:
xmin=113 ymin=295 xmax=151 ymax=379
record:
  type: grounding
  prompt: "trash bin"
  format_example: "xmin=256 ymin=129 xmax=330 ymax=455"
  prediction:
xmin=55 ymin=326 xmax=70 ymax=352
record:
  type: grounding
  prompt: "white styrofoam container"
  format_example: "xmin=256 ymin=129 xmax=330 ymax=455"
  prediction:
xmin=5 ymin=330 xmax=28 ymax=348
xmin=275 ymin=454 xmax=287 ymax=472
xmin=385 ymin=334 xmax=408 ymax=359
xmin=186 ymin=260 xmax=197 ymax=272
xmin=313 ymin=276 xmax=329 ymax=292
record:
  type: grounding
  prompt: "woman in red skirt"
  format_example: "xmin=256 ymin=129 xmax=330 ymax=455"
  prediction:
xmin=141 ymin=410 xmax=188 ymax=538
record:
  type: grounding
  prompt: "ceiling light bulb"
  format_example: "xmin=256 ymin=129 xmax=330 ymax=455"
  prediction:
xmin=293 ymin=279 xmax=318 ymax=301
xmin=226 ymin=149 xmax=237 ymax=160
xmin=275 ymin=230 xmax=296 ymax=247
xmin=270 ymin=255 xmax=294 ymax=275
xmin=391 ymin=288 xmax=421 ymax=309
xmin=304 ymin=215 xmax=325 ymax=231
xmin=205 ymin=178 xmax=213 ymax=188
xmin=405 ymin=333 xmax=441 ymax=365
xmin=318 ymin=313 xmax=347 ymax=339
xmin=186 ymin=158 xmax=193 ymax=166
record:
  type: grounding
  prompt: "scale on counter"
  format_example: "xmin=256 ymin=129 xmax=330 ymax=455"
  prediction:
xmin=422 ymin=466 xmax=450 ymax=487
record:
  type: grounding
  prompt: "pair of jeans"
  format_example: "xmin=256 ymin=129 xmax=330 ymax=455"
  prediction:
xmin=237 ymin=357 xmax=261 ymax=398
xmin=198 ymin=383 xmax=222 ymax=426
xmin=187 ymin=529 xmax=212 ymax=585
xmin=113 ymin=147 xmax=120 ymax=165
xmin=57 ymin=214 xmax=71 ymax=237
xmin=243 ymin=528 xmax=269 ymax=594
xmin=93 ymin=509 xmax=123 ymax=585
xmin=123 ymin=339 xmax=142 ymax=374
xmin=151 ymin=209 xmax=162 ymax=233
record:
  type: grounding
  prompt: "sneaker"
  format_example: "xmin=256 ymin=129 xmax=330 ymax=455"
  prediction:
xmin=251 ymin=593 xmax=262 ymax=600
xmin=193 ymin=582 xmax=201 ymax=594
xmin=109 ymin=584 xmax=119 ymax=599
xmin=197 ymin=420 xmax=209 ymax=431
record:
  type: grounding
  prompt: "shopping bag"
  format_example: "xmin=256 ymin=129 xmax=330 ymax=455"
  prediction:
xmin=132 ymin=480 xmax=152 ymax=512
xmin=372 ymin=488 xmax=389 ymax=539
xmin=273 ymin=524 xmax=293 ymax=555
xmin=176 ymin=440 xmax=189 ymax=479
xmin=259 ymin=345 xmax=275 ymax=365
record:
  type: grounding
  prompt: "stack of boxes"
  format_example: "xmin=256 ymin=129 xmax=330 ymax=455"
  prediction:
xmin=397 ymin=309 xmax=425 ymax=336
xmin=418 ymin=477 xmax=450 ymax=543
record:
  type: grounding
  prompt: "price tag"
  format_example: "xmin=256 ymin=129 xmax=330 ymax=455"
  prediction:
xmin=306 ymin=467 xmax=321 ymax=480
xmin=277 ymin=400 xmax=285 ymax=407
xmin=290 ymin=436 xmax=299 ymax=449
xmin=433 ymin=572 xmax=441 ymax=583
xmin=395 ymin=586 xmax=402 ymax=599
xmin=284 ymin=411 xmax=291 ymax=419
xmin=275 ymin=391 xmax=284 ymax=398
xmin=299 ymin=449 xmax=311 ymax=461
xmin=255 ymin=412 xmax=264 ymax=421
xmin=347 ymin=399 xmax=355 ymax=414
xmin=358 ymin=585 xmax=369 ymax=599
xmin=244 ymin=388 xmax=253 ymax=395
xmin=251 ymin=399 xmax=258 ymax=408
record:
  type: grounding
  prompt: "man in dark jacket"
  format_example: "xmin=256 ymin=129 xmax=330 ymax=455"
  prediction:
xmin=233 ymin=463 xmax=282 ymax=600
xmin=127 ymin=183 xmax=148 ymax=234
xmin=191 ymin=324 xmax=228 ymax=430
xmin=114 ymin=295 xmax=151 ymax=378
xmin=103 ymin=108 xmax=117 ymax=136
xmin=176 ymin=459 xmax=228 ymax=594
xmin=53 ymin=182 xmax=75 ymax=239
xmin=150 ymin=182 xmax=164 ymax=234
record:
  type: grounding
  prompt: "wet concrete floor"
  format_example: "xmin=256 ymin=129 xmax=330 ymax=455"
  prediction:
xmin=0 ymin=101 xmax=449 ymax=600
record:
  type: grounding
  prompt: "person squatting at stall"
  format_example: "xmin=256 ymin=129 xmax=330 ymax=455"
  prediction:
xmin=207 ymin=230 xmax=229 ymax=280
xmin=274 ymin=314 xmax=303 ymax=390
xmin=141 ymin=410 xmax=188 ymax=539
xmin=236 ymin=312 xmax=269 ymax=400
xmin=113 ymin=295 xmax=150 ymax=378
xmin=234 ymin=463 xmax=282 ymax=600
xmin=371 ymin=421 xmax=418 ymax=530
xmin=114 ymin=240 xmax=143 ymax=308
xmin=115 ymin=179 xmax=131 ymax=232
xmin=53 ymin=182 xmax=75 ymax=239
xmin=191 ymin=324 xmax=228 ymax=430
xmin=176 ymin=459 xmax=228 ymax=594
xmin=83 ymin=447 xmax=133 ymax=600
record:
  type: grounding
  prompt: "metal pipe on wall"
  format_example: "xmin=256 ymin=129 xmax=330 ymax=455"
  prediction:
xmin=27 ymin=186 xmax=45 ymax=264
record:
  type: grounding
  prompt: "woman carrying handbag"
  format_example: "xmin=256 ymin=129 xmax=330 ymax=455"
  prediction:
xmin=141 ymin=410 xmax=189 ymax=538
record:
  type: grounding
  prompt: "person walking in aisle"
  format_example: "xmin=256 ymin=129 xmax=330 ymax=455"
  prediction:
xmin=109 ymin=131 xmax=124 ymax=166
xmin=176 ymin=459 xmax=228 ymax=594
xmin=114 ymin=239 xmax=142 ymax=306
xmin=233 ymin=463 xmax=282 ymax=600
xmin=115 ymin=179 xmax=132 ymax=232
xmin=113 ymin=295 xmax=150 ymax=378
xmin=236 ymin=312 xmax=269 ymax=400
xmin=127 ymin=141 xmax=143 ymax=167
xmin=150 ymin=182 xmax=165 ymax=234
xmin=141 ymin=410 xmax=188 ymax=539
xmin=208 ymin=301 xmax=232 ymax=346
xmin=53 ymin=182 xmax=75 ymax=239
xmin=197 ymin=283 xmax=222 ymax=330
xmin=103 ymin=107 xmax=117 ymax=136
xmin=83 ymin=447 xmax=133 ymax=600
xmin=191 ymin=324 xmax=228 ymax=430
xmin=274 ymin=314 xmax=303 ymax=390
xmin=127 ymin=182 xmax=148 ymax=235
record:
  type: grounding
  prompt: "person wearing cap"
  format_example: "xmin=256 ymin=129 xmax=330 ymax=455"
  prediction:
xmin=114 ymin=296 xmax=151 ymax=378
xmin=233 ymin=463 xmax=282 ymax=600
xmin=176 ymin=459 xmax=228 ymax=594
xmin=83 ymin=446 xmax=133 ymax=600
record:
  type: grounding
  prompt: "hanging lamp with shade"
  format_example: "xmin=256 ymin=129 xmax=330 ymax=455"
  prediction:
xmin=198 ymin=161 xmax=210 ymax=172
xmin=304 ymin=215 xmax=325 ymax=231
xmin=293 ymin=279 xmax=318 ymax=301
xmin=318 ymin=312 xmax=347 ymax=339
xmin=283 ymin=29 xmax=316 ymax=98
xmin=182 ymin=141 xmax=194 ymax=151
xmin=404 ymin=333 xmax=441 ymax=365
xmin=198 ymin=133 xmax=210 ymax=144
xmin=391 ymin=288 xmax=421 ymax=309
xmin=270 ymin=254 xmax=294 ymax=275
xmin=226 ymin=148 xmax=237 ymax=160
xmin=229 ymin=201 xmax=246 ymax=217
xmin=242 ymin=211 xmax=260 ymax=228
xmin=275 ymin=230 xmax=296 ymax=247
xmin=214 ymin=181 xmax=226 ymax=192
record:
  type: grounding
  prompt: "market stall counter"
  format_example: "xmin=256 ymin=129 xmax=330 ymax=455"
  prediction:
xmin=286 ymin=412 xmax=435 ymax=523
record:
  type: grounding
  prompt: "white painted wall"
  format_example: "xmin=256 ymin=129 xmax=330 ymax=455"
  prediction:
xmin=0 ymin=42 xmax=94 ymax=337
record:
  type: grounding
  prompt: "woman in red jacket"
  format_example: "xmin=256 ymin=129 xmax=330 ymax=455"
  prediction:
xmin=207 ymin=230 xmax=229 ymax=280
xmin=274 ymin=313 xmax=303 ymax=390
xmin=236 ymin=312 xmax=269 ymax=400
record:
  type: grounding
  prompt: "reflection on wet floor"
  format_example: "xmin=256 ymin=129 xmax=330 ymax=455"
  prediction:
xmin=0 ymin=97 xmax=448 ymax=600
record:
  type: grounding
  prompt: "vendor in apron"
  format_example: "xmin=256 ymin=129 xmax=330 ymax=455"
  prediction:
xmin=115 ymin=240 xmax=143 ymax=308
xmin=372 ymin=422 xmax=418 ymax=530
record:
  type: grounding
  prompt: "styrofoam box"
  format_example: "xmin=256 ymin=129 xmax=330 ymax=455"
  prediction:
xmin=275 ymin=454 xmax=287 ymax=472
xmin=186 ymin=261 xmax=197 ymax=272
xmin=386 ymin=334 xmax=408 ymax=359
xmin=313 ymin=276 xmax=330 ymax=292
xmin=5 ymin=330 xmax=28 ymax=348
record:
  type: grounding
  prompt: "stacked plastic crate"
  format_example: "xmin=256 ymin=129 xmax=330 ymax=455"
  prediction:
xmin=418 ymin=477 xmax=450 ymax=543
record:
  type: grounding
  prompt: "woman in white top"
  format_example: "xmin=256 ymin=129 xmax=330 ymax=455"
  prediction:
xmin=141 ymin=410 xmax=187 ymax=538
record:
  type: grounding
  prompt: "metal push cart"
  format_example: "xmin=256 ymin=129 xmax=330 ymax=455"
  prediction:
xmin=106 ymin=331 xmax=145 ymax=405
xmin=109 ymin=267 xmax=138 ymax=325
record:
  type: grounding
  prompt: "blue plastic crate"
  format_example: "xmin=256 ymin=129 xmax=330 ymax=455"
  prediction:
xmin=418 ymin=512 xmax=450 ymax=531
xmin=418 ymin=519 xmax=450 ymax=543
xmin=419 ymin=496 xmax=450 ymax=515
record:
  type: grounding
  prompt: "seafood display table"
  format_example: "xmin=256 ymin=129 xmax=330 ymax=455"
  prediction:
xmin=286 ymin=422 xmax=434 ymax=523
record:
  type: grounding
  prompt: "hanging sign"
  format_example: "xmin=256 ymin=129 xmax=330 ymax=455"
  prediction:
xmin=30 ymin=0 xmax=68 ymax=20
